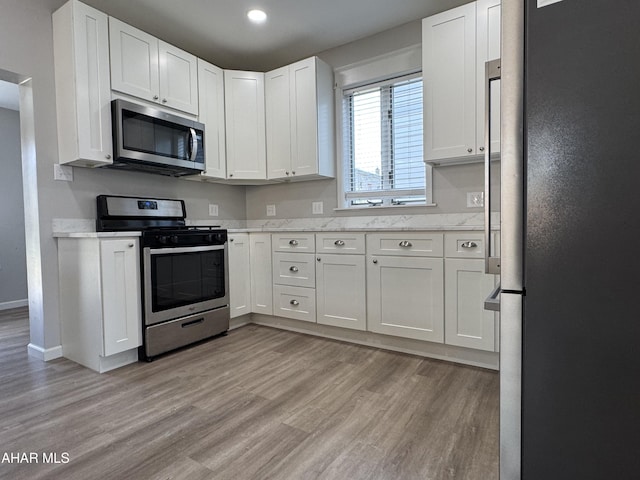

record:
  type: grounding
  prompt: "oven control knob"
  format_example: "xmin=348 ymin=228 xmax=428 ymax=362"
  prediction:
xmin=157 ymin=235 xmax=169 ymax=245
xmin=170 ymin=235 xmax=179 ymax=245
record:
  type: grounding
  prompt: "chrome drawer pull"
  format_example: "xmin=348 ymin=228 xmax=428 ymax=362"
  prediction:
xmin=289 ymin=266 xmax=299 ymax=273
xmin=461 ymin=241 xmax=478 ymax=249
xmin=399 ymin=240 xmax=413 ymax=248
xmin=289 ymin=239 xmax=299 ymax=246
xmin=290 ymin=300 xmax=299 ymax=306
xmin=334 ymin=240 xmax=345 ymax=246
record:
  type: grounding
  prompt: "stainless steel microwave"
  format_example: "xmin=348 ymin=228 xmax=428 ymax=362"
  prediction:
xmin=110 ymin=99 xmax=205 ymax=177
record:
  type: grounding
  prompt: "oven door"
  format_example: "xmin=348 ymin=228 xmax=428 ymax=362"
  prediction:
xmin=143 ymin=244 xmax=228 ymax=326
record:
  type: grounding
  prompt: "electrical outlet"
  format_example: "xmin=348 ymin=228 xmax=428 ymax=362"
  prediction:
xmin=467 ymin=192 xmax=484 ymax=208
xmin=208 ymin=204 xmax=218 ymax=216
xmin=266 ymin=204 xmax=276 ymax=216
xmin=54 ymin=164 xmax=73 ymax=182
xmin=312 ymin=201 xmax=323 ymax=215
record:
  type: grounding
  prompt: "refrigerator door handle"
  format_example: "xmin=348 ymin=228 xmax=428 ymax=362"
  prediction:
xmin=484 ymin=283 xmax=501 ymax=312
xmin=485 ymin=59 xmax=502 ymax=275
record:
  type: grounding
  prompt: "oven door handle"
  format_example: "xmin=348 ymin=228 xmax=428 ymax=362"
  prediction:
xmin=147 ymin=245 xmax=225 ymax=255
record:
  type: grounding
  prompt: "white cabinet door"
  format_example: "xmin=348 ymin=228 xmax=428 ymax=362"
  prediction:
xmin=224 ymin=70 xmax=267 ymax=180
xmin=250 ymin=233 xmax=273 ymax=315
xmin=367 ymin=255 xmax=444 ymax=342
xmin=158 ymin=40 xmax=198 ymax=115
xmin=100 ymin=239 xmax=141 ymax=356
xmin=265 ymin=57 xmax=334 ymax=181
xmin=228 ymin=233 xmax=251 ymax=318
xmin=53 ymin=0 xmax=112 ymax=167
xmin=289 ymin=57 xmax=319 ymax=177
xmin=423 ymin=2 xmax=477 ymax=162
xmin=477 ymin=0 xmax=501 ymax=156
xmin=197 ymin=59 xmax=226 ymax=179
xmin=109 ymin=17 xmax=159 ymax=103
xmin=316 ymin=254 xmax=366 ymax=331
xmin=445 ymin=258 xmax=496 ymax=351
xmin=265 ymin=65 xmax=292 ymax=179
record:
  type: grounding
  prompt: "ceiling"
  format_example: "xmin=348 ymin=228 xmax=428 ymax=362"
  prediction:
xmin=4 ymin=0 xmax=472 ymax=110
xmin=80 ymin=0 xmax=470 ymax=71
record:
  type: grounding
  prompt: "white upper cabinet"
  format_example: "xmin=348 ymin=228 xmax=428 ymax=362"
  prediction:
xmin=423 ymin=1 xmax=501 ymax=164
xmin=266 ymin=57 xmax=335 ymax=181
xmin=109 ymin=17 xmax=198 ymax=115
xmin=224 ymin=70 xmax=267 ymax=180
xmin=476 ymin=0 xmax=501 ymax=157
xmin=53 ymin=0 xmax=113 ymax=167
xmin=423 ymin=2 xmax=477 ymax=163
xmin=194 ymin=59 xmax=226 ymax=180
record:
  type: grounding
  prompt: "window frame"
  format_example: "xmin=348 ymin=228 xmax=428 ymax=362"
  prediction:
xmin=334 ymin=45 xmax=434 ymax=210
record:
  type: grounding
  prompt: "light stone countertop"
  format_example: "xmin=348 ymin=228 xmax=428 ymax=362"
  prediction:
xmin=52 ymin=212 xmax=498 ymax=236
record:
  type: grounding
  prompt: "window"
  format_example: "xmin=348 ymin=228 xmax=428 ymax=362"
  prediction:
xmin=342 ymin=73 xmax=425 ymax=207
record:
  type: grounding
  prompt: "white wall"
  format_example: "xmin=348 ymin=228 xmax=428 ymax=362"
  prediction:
xmin=0 ymin=107 xmax=27 ymax=306
xmin=245 ymin=20 xmax=489 ymax=220
xmin=0 ymin=0 xmax=245 ymax=354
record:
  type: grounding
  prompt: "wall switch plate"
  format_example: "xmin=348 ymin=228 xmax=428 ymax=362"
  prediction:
xmin=312 ymin=201 xmax=323 ymax=215
xmin=467 ymin=192 xmax=484 ymax=208
xmin=208 ymin=204 xmax=218 ymax=216
xmin=54 ymin=164 xmax=73 ymax=182
xmin=266 ymin=204 xmax=276 ymax=216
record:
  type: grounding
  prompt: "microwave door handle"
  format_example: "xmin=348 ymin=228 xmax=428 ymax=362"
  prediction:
xmin=485 ymin=59 xmax=501 ymax=275
xmin=189 ymin=128 xmax=198 ymax=162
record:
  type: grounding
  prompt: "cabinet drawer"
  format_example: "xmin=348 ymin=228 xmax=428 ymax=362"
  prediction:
xmin=273 ymin=285 xmax=316 ymax=323
xmin=315 ymin=233 xmax=365 ymax=254
xmin=272 ymin=233 xmax=315 ymax=252
xmin=272 ymin=252 xmax=315 ymax=287
xmin=444 ymin=233 xmax=485 ymax=259
xmin=366 ymin=233 xmax=443 ymax=257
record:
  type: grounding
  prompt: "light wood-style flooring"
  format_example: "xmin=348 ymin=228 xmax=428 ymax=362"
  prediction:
xmin=0 ymin=307 xmax=498 ymax=480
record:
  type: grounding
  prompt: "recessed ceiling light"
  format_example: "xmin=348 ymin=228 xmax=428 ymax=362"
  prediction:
xmin=247 ymin=9 xmax=267 ymax=24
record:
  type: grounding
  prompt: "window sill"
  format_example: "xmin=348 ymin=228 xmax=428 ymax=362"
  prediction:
xmin=333 ymin=203 xmax=437 ymax=212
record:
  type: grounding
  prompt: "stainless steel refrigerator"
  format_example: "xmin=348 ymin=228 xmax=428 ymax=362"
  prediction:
xmin=494 ymin=1 xmax=640 ymax=478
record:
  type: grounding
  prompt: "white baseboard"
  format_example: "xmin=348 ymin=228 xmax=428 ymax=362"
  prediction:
xmin=250 ymin=313 xmax=500 ymax=371
xmin=0 ymin=299 xmax=28 ymax=311
xmin=27 ymin=343 xmax=63 ymax=361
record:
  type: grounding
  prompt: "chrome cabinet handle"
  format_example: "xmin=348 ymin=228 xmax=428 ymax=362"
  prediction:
xmin=317 ymin=257 xmax=321 ymax=262
xmin=153 ymin=95 xmax=159 ymax=100
xmin=292 ymin=171 xmax=296 ymax=175
xmin=290 ymin=300 xmax=299 ymax=306
xmin=467 ymin=147 xmax=473 ymax=153
xmin=128 ymin=243 xmax=134 ymax=248
xmin=399 ymin=241 xmax=412 ymax=248
xmin=479 ymin=147 xmax=485 ymax=152
xmin=286 ymin=171 xmax=290 ymax=175
xmin=289 ymin=266 xmax=298 ymax=273
xmin=334 ymin=240 xmax=345 ymax=246
xmin=105 ymin=154 xmax=111 ymax=160
xmin=372 ymin=259 xmax=378 ymax=264
xmin=162 ymin=98 xmax=167 ymax=103
xmin=461 ymin=241 xmax=478 ymax=249
xmin=289 ymin=239 xmax=299 ymax=246
xmin=229 ymin=238 xmax=234 ymax=242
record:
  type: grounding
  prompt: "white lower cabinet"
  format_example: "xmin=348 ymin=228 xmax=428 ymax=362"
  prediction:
xmin=316 ymin=253 xmax=366 ymax=331
xmin=58 ymin=236 xmax=141 ymax=373
xmin=229 ymin=233 xmax=251 ymax=318
xmin=273 ymin=285 xmax=316 ymax=323
xmin=444 ymin=258 xmax=496 ymax=351
xmin=250 ymin=233 xmax=273 ymax=315
xmin=367 ymin=255 xmax=445 ymax=342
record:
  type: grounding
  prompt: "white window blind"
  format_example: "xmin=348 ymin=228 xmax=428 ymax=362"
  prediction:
xmin=342 ymin=73 xmax=425 ymax=207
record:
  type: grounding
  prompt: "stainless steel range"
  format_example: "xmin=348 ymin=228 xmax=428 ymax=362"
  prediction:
xmin=96 ymin=195 xmax=229 ymax=360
